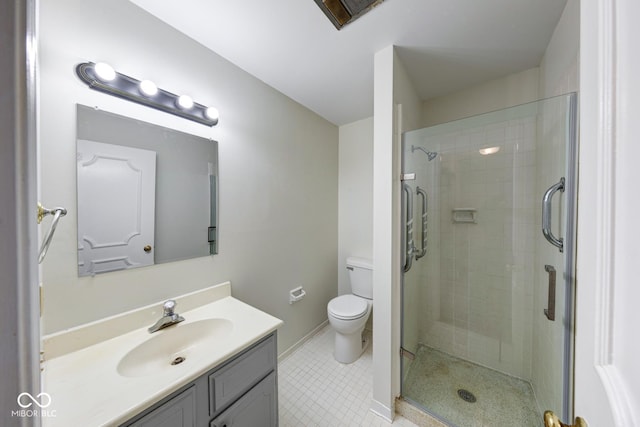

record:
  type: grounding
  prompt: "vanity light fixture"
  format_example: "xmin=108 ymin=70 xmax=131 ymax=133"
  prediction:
xmin=75 ymin=62 xmax=219 ymax=127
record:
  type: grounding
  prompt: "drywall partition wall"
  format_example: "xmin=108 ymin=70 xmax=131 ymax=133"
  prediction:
xmin=371 ymin=45 xmax=422 ymax=420
xmin=422 ymin=68 xmax=540 ymax=127
xmin=338 ymin=117 xmax=374 ymax=296
xmin=372 ymin=45 xmax=395 ymax=421
xmin=39 ymin=0 xmax=338 ymax=356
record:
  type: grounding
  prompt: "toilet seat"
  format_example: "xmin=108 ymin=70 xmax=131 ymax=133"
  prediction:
xmin=328 ymin=295 xmax=368 ymax=320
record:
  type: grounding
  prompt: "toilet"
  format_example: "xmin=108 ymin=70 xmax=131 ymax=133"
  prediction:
xmin=327 ymin=257 xmax=373 ymax=364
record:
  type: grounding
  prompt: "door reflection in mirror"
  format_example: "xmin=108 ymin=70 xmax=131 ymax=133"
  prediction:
xmin=76 ymin=104 xmax=218 ymax=277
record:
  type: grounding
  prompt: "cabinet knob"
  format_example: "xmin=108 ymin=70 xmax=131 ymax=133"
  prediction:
xmin=143 ymin=245 xmax=152 ymax=253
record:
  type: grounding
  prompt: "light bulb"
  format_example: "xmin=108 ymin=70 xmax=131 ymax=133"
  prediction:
xmin=139 ymin=80 xmax=158 ymax=97
xmin=94 ymin=62 xmax=116 ymax=82
xmin=479 ymin=146 xmax=500 ymax=155
xmin=177 ymin=95 xmax=194 ymax=110
xmin=205 ymin=107 xmax=219 ymax=121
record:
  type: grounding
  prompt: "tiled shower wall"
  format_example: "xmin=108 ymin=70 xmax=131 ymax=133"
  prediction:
xmin=418 ymin=115 xmax=538 ymax=380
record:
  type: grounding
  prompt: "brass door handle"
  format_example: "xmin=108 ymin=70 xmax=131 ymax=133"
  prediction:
xmin=143 ymin=245 xmax=152 ymax=253
xmin=544 ymin=411 xmax=587 ymax=427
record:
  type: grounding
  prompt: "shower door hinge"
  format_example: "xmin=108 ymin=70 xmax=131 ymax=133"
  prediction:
xmin=401 ymin=173 xmax=416 ymax=181
xmin=400 ymin=347 xmax=415 ymax=360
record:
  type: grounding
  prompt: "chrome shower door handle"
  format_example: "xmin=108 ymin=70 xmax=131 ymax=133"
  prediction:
xmin=402 ymin=183 xmax=415 ymax=273
xmin=415 ymin=187 xmax=428 ymax=260
xmin=542 ymin=177 xmax=565 ymax=252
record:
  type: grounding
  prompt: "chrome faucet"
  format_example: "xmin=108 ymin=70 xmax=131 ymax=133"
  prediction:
xmin=148 ymin=300 xmax=185 ymax=333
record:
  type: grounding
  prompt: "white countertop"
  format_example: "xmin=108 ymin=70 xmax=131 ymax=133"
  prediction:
xmin=41 ymin=287 xmax=282 ymax=427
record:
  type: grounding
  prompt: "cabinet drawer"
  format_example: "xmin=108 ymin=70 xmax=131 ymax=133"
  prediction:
xmin=209 ymin=334 xmax=276 ymax=416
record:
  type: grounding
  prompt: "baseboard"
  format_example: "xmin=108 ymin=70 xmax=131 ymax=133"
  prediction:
xmin=278 ymin=319 xmax=329 ymax=362
xmin=370 ymin=399 xmax=394 ymax=422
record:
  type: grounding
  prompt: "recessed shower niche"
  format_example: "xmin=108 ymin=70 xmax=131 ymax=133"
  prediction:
xmin=76 ymin=105 xmax=218 ymax=276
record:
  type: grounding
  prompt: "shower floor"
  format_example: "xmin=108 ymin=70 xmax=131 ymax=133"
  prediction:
xmin=402 ymin=345 xmax=540 ymax=427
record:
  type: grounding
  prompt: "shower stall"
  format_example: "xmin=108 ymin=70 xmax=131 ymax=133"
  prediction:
xmin=400 ymin=93 xmax=577 ymax=426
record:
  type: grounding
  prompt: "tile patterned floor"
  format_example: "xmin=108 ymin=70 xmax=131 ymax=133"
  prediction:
xmin=278 ymin=325 xmax=418 ymax=427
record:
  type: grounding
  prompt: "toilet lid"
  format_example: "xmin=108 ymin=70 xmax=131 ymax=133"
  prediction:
xmin=328 ymin=295 xmax=368 ymax=320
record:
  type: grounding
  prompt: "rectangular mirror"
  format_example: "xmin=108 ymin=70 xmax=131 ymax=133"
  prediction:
xmin=76 ymin=104 xmax=218 ymax=276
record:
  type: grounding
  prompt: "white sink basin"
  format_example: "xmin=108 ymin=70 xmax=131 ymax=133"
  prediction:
xmin=117 ymin=318 xmax=234 ymax=378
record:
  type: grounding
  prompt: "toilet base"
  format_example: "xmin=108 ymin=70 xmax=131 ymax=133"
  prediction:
xmin=333 ymin=329 xmax=368 ymax=364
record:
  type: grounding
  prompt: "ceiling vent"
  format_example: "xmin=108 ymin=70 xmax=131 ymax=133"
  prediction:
xmin=314 ymin=0 xmax=387 ymax=30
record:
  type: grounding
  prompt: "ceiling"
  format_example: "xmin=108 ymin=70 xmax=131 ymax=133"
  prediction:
xmin=129 ymin=0 xmax=567 ymax=126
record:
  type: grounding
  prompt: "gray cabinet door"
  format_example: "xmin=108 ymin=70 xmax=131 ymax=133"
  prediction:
xmin=127 ymin=386 xmax=196 ymax=427
xmin=209 ymin=335 xmax=276 ymax=417
xmin=209 ymin=372 xmax=277 ymax=427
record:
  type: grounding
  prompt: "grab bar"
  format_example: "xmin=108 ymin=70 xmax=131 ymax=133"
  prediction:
xmin=542 ymin=177 xmax=565 ymax=252
xmin=38 ymin=203 xmax=67 ymax=264
xmin=402 ymin=183 xmax=415 ymax=272
xmin=415 ymin=186 xmax=428 ymax=260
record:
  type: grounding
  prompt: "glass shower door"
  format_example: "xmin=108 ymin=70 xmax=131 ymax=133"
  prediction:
xmin=400 ymin=94 xmax=577 ymax=427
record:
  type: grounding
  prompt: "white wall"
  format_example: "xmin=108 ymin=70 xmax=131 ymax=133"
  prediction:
xmin=338 ymin=118 xmax=373 ymax=295
xmin=38 ymin=0 xmax=338 ymax=355
xmin=371 ymin=45 xmax=423 ymax=420
xmin=372 ymin=46 xmax=396 ymax=421
xmin=422 ymin=68 xmax=540 ymax=127
xmin=539 ymin=0 xmax=579 ymax=98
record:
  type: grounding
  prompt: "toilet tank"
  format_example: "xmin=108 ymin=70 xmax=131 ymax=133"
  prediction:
xmin=346 ymin=257 xmax=373 ymax=299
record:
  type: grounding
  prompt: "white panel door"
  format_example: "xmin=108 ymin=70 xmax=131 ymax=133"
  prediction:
xmin=77 ymin=140 xmax=156 ymax=276
xmin=574 ymin=0 xmax=640 ymax=426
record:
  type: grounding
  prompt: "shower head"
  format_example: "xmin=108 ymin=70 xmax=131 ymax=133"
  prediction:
xmin=411 ymin=145 xmax=438 ymax=161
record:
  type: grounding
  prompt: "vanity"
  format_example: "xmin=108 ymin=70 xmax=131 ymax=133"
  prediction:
xmin=41 ymin=282 xmax=283 ymax=427
xmin=123 ymin=333 xmax=277 ymax=427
